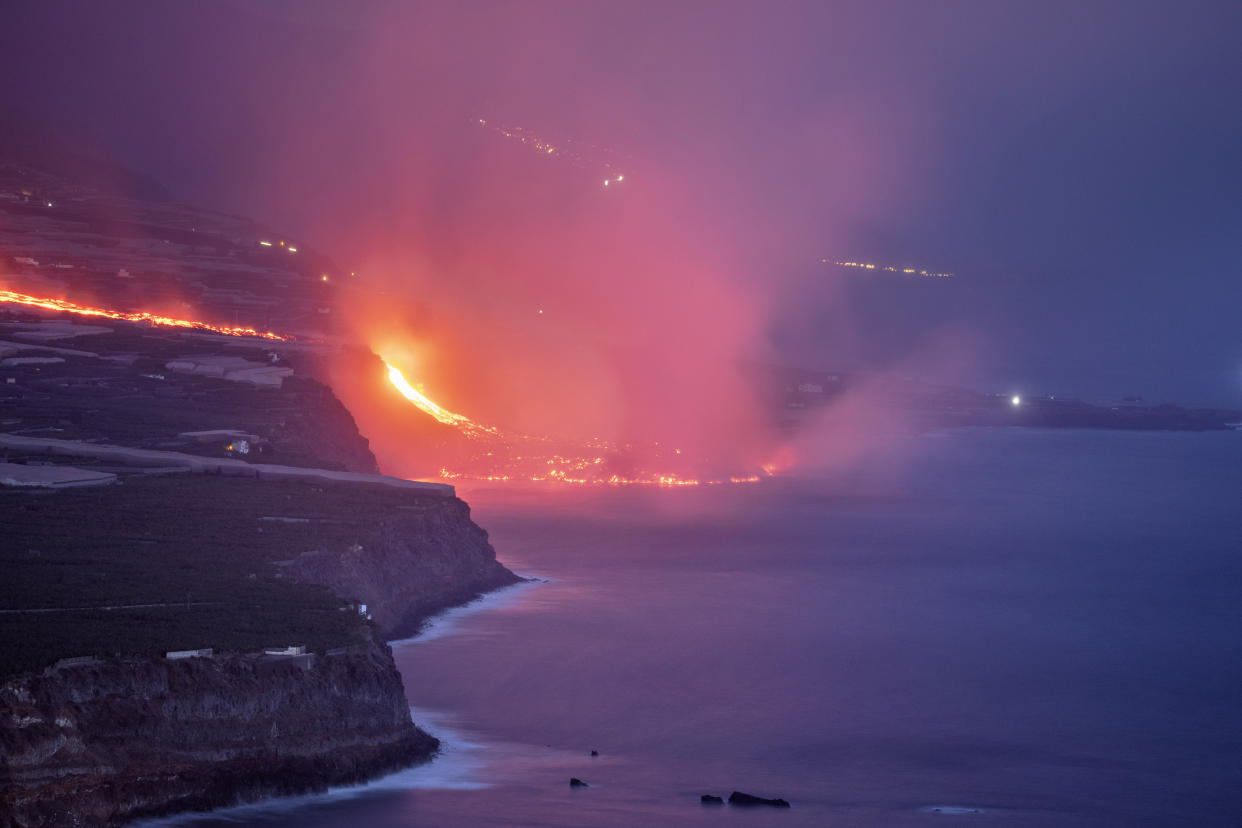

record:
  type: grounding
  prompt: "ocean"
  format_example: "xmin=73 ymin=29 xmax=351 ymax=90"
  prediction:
xmin=153 ymin=428 xmax=1242 ymax=827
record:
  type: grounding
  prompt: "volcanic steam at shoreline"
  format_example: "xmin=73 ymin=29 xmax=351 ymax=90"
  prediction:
xmin=0 ymin=284 xmax=769 ymax=485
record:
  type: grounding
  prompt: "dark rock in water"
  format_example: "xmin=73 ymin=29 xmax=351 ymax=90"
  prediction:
xmin=701 ymin=794 xmax=725 ymax=804
xmin=729 ymin=791 xmax=791 ymax=807
xmin=590 ymin=750 xmax=599 ymax=756
xmin=570 ymin=777 xmax=590 ymax=788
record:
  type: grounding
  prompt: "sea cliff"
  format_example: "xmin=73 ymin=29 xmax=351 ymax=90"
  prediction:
xmin=0 ymin=636 xmax=435 ymax=827
xmin=1 ymin=469 xmax=520 ymax=825
xmin=0 ymin=148 xmax=523 ymax=826
xmin=285 ymin=493 xmax=521 ymax=638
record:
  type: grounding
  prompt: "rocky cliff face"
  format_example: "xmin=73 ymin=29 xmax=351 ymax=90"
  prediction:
xmin=0 ymin=152 xmax=521 ymax=826
xmin=286 ymin=494 xmax=522 ymax=638
xmin=271 ymin=376 xmax=381 ymax=474
xmin=0 ymin=636 xmax=435 ymax=828
xmin=0 ymin=482 xmax=520 ymax=826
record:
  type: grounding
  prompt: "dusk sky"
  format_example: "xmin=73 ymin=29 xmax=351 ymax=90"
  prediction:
xmin=4 ymin=0 xmax=1240 ymax=407
xmin=4 ymin=6 xmax=1242 ymax=824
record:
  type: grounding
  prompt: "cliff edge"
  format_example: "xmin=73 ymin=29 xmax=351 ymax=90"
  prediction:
xmin=1 ymin=468 xmax=519 ymax=825
xmin=285 ymin=493 xmax=521 ymax=638
xmin=0 ymin=636 xmax=435 ymax=828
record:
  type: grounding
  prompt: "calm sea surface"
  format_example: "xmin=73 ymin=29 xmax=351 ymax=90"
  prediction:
xmin=154 ymin=429 xmax=1242 ymax=827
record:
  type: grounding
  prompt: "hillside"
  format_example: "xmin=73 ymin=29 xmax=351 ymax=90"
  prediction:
xmin=0 ymin=146 xmax=519 ymax=826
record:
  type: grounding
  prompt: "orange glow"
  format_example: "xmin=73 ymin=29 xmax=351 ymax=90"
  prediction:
xmin=384 ymin=361 xmax=500 ymax=439
xmin=0 ymin=285 xmax=764 ymax=488
xmin=0 ymin=288 xmax=294 ymax=340
xmin=382 ymin=358 xmax=761 ymax=487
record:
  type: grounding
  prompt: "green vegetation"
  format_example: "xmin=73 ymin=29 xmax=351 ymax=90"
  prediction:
xmin=0 ymin=473 xmax=441 ymax=676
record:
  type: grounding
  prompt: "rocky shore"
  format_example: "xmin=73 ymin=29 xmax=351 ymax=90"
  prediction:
xmin=1 ymin=464 xmax=520 ymax=826
xmin=0 ymin=636 xmax=436 ymax=827
xmin=285 ymin=492 xmax=522 ymax=639
xmin=0 ymin=144 xmax=526 ymax=826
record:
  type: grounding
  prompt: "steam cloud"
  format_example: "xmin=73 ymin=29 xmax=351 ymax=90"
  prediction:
xmin=14 ymin=2 xmax=974 ymax=481
xmin=239 ymin=3 xmax=954 ymax=481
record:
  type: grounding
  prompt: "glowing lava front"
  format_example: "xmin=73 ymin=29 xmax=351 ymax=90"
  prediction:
xmin=381 ymin=359 xmax=759 ymax=487
xmin=0 ymin=288 xmax=293 ymax=340
xmin=384 ymin=362 xmax=499 ymax=440
xmin=0 ymin=285 xmax=763 ymax=487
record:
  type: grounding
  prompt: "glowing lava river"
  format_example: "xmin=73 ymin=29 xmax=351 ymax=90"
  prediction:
xmin=1 ymin=286 xmax=763 ymax=487
xmin=383 ymin=361 xmax=760 ymax=486
xmin=0 ymin=288 xmax=294 ymax=340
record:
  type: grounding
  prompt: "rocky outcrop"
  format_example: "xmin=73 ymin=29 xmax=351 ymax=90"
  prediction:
xmin=285 ymin=494 xmax=522 ymax=638
xmin=273 ymin=376 xmax=380 ymax=473
xmin=728 ymin=791 xmax=791 ymax=807
xmin=0 ymin=636 xmax=435 ymax=827
xmin=0 ymin=482 xmax=520 ymax=826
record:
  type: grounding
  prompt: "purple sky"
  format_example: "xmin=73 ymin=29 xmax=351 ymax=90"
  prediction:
xmin=3 ymin=0 xmax=1240 ymax=407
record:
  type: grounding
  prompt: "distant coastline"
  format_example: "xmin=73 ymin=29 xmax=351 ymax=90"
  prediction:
xmin=779 ymin=373 xmax=1242 ymax=433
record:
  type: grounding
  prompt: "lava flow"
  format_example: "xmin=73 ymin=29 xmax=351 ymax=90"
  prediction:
xmin=382 ymin=361 xmax=760 ymax=487
xmin=384 ymin=362 xmax=500 ymax=440
xmin=1 ymin=285 xmax=762 ymax=487
xmin=0 ymin=288 xmax=294 ymax=340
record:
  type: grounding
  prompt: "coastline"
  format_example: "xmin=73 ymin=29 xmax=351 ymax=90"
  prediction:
xmin=127 ymin=575 xmax=547 ymax=827
xmin=0 ymin=574 xmax=541 ymax=828
xmin=388 ymin=574 xmax=547 ymax=646
xmin=0 ymin=468 xmax=526 ymax=826
xmin=0 ymin=635 xmax=437 ymax=827
xmin=128 ymin=709 xmax=483 ymax=827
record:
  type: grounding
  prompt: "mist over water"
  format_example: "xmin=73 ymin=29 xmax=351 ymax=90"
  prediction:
xmin=8 ymin=2 xmax=1238 ymax=478
xmin=4 ymin=6 xmax=1241 ymax=827
xmin=163 ymin=429 xmax=1242 ymax=827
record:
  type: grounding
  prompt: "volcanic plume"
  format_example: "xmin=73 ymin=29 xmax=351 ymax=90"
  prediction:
xmin=0 ymin=3 xmax=991 ymax=486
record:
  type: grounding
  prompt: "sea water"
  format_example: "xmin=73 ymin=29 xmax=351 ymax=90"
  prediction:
xmin=154 ymin=429 xmax=1242 ymax=827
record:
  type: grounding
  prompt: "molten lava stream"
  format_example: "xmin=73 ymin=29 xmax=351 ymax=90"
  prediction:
xmin=0 ymin=288 xmax=293 ymax=341
xmin=381 ymin=361 xmax=761 ymax=487
xmin=0 ymin=285 xmax=763 ymax=487
xmin=383 ymin=362 xmax=499 ymax=440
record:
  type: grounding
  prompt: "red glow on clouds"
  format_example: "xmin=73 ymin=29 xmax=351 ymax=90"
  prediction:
xmin=1 ymin=4 xmax=986 ymax=487
xmin=238 ymin=5 xmax=959 ymax=485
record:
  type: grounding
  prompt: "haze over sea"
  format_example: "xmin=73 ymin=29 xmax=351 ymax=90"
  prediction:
xmin=156 ymin=428 xmax=1242 ymax=827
